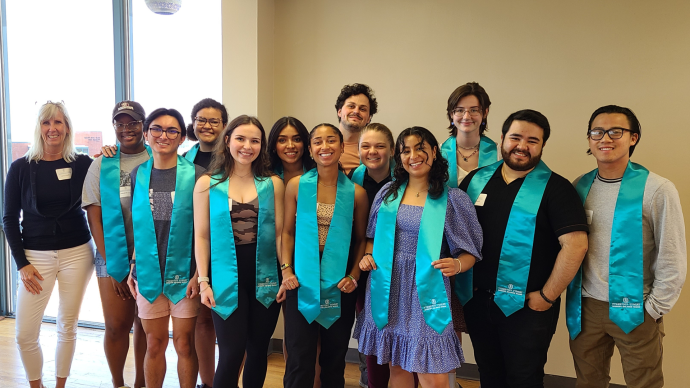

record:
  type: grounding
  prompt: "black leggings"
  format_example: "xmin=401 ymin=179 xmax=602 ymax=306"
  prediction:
xmin=211 ymin=243 xmax=281 ymax=388
xmin=283 ymin=287 xmax=357 ymax=388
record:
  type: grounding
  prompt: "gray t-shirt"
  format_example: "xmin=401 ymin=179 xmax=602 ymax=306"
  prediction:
xmin=130 ymin=163 xmax=205 ymax=280
xmin=82 ymin=150 xmax=151 ymax=260
xmin=575 ymin=171 xmax=687 ymax=320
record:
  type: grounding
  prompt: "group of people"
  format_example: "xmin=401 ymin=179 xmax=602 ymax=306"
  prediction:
xmin=3 ymin=82 xmax=686 ymax=388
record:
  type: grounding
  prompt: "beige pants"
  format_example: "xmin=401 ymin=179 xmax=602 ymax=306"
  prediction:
xmin=569 ymin=297 xmax=665 ymax=388
xmin=15 ymin=241 xmax=95 ymax=381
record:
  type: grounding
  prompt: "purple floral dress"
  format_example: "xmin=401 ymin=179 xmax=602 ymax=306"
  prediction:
xmin=354 ymin=184 xmax=483 ymax=373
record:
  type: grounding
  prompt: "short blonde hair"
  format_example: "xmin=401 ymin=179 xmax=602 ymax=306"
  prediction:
xmin=25 ymin=101 xmax=77 ymax=162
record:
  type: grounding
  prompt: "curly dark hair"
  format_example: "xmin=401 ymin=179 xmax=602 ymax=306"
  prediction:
xmin=206 ymin=115 xmax=272 ymax=185
xmin=384 ymin=126 xmax=449 ymax=203
xmin=309 ymin=123 xmax=345 ymax=172
xmin=185 ymin=98 xmax=228 ymax=142
xmin=446 ymin=82 xmax=491 ymax=137
xmin=334 ymin=83 xmax=378 ymax=121
xmin=267 ymin=116 xmax=315 ymax=174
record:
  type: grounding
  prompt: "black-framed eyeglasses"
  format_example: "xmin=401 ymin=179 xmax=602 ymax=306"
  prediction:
xmin=451 ymin=107 xmax=482 ymax=117
xmin=149 ymin=126 xmax=181 ymax=139
xmin=588 ymin=127 xmax=630 ymax=140
xmin=114 ymin=120 xmax=142 ymax=132
xmin=194 ymin=117 xmax=222 ymax=128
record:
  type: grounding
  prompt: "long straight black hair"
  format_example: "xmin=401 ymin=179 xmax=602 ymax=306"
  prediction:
xmin=266 ymin=116 xmax=315 ymax=173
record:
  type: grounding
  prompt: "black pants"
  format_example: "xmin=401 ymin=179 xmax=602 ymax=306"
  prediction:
xmin=211 ymin=243 xmax=281 ymax=388
xmin=283 ymin=288 xmax=357 ymax=388
xmin=464 ymin=289 xmax=560 ymax=388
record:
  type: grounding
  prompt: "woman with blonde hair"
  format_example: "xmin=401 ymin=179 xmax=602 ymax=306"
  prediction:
xmin=3 ymin=101 xmax=95 ymax=388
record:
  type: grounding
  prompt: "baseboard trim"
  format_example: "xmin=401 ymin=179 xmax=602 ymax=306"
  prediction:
xmin=271 ymin=339 xmax=625 ymax=388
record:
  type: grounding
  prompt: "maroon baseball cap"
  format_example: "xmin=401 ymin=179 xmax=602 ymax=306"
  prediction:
xmin=112 ymin=100 xmax=145 ymax=121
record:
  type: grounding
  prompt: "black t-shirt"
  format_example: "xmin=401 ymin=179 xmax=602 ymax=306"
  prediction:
xmin=186 ymin=150 xmax=213 ymax=170
xmin=459 ymin=166 xmax=588 ymax=293
xmin=347 ymin=168 xmax=392 ymax=214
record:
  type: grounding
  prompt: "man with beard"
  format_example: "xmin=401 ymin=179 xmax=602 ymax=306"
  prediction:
xmin=457 ymin=109 xmax=589 ymax=388
xmin=334 ymin=83 xmax=378 ymax=173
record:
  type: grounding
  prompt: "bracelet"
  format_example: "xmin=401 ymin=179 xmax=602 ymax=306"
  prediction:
xmin=540 ymin=289 xmax=555 ymax=304
xmin=454 ymin=258 xmax=462 ymax=275
xmin=363 ymin=252 xmax=373 ymax=257
xmin=200 ymin=284 xmax=211 ymax=293
xmin=347 ymin=274 xmax=358 ymax=288
xmin=280 ymin=262 xmax=292 ymax=271
xmin=197 ymin=276 xmax=210 ymax=284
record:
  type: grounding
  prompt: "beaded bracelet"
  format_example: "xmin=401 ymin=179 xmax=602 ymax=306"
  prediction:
xmin=540 ymin=289 xmax=555 ymax=304
xmin=347 ymin=274 xmax=358 ymax=288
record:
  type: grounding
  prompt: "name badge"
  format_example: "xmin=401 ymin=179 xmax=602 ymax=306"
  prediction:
xmin=55 ymin=168 xmax=72 ymax=180
xmin=120 ymin=186 xmax=131 ymax=198
xmin=585 ymin=210 xmax=593 ymax=225
xmin=474 ymin=193 xmax=487 ymax=206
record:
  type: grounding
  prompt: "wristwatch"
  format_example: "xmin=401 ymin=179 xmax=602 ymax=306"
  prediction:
xmin=280 ymin=263 xmax=292 ymax=271
xmin=198 ymin=276 xmax=210 ymax=284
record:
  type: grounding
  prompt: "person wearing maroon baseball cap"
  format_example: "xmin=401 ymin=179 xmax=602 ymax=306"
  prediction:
xmin=82 ymin=100 xmax=150 ymax=388
xmin=112 ymin=100 xmax=146 ymax=122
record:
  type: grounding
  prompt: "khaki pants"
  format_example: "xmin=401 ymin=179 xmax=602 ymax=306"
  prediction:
xmin=569 ymin=297 xmax=664 ymax=388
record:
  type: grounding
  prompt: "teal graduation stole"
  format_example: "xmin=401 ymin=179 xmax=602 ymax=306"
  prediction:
xmin=294 ymin=169 xmax=355 ymax=328
xmin=371 ymin=182 xmax=451 ymax=334
xmin=350 ymin=160 xmax=395 ymax=186
xmin=185 ymin=143 xmax=200 ymax=163
xmin=442 ymin=136 xmax=497 ymax=304
xmin=456 ymin=160 xmax=551 ymax=317
xmin=566 ymin=162 xmax=648 ymax=338
xmin=132 ymin=156 xmax=195 ymax=304
xmin=441 ymin=135 xmax=498 ymax=188
xmin=100 ymin=146 xmax=151 ymax=282
xmin=209 ymin=174 xmax=279 ymax=320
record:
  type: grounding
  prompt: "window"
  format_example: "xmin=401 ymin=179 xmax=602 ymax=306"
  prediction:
xmin=132 ymin=1 xmax=222 ymax=154
xmin=6 ymin=0 xmax=115 ymax=161
xmin=4 ymin=0 xmax=115 ymax=323
xmin=1 ymin=0 xmax=222 ymax=321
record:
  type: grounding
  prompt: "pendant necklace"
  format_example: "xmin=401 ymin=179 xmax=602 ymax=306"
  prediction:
xmin=457 ymin=146 xmax=479 ymax=162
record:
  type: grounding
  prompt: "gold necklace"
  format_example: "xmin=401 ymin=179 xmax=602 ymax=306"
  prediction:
xmin=318 ymin=182 xmax=337 ymax=188
xmin=501 ymin=166 xmax=510 ymax=184
xmin=232 ymin=171 xmax=252 ymax=179
xmin=458 ymin=142 xmax=480 ymax=150
xmin=415 ymin=188 xmax=429 ymax=197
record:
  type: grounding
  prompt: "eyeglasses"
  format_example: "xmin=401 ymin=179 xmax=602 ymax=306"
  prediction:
xmin=588 ymin=127 xmax=630 ymax=140
xmin=149 ymin=126 xmax=181 ymax=139
xmin=195 ymin=117 xmax=222 ymax=128
xmin=40 ymin=100 xmax=65 ymax=107
xmin=114 ymin=120 xmax=142 ymax=132
xmin=451 ymin=107 xmax=482 ymax=117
